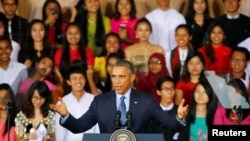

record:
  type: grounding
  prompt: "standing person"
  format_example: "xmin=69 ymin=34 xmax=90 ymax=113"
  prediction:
xmin=0 ymin=18 xmax=20 ymax=62
xmin=0 ymin=36 xmax=27 ymax=95
xmin=198 ymin=21 xmax=231 ymax=76
xmin=136 ymin=53 xmax=169 ymax=103
xmin=145 ymin=0 xmax=186 ymax=53
xmin=55 ymin=64 xmax=99 ymax=141
xmin=125 ymin=18 xmax=164 ymax=81
xmin=213 ymin=78 xmax=250 ymax=125
xmin=53 ymin=22 xmax=95 ymax=77
xmin=0 ymin=83 xmax=16 ymax=141
xmin=185 ymin=0 xmax=214 ymax=51
xmin=1 ymin=0 xmax=28 ymax=46
xmin=175 ymin=52 xmax=206 ymax=106
xmin=18 ymin=19 xmax=52 ymax=68
xmin=148 ymin=76 xmax=180 ymax=141
xmin=178 ymin=80 xmax=218 ymax=141
xmin=94 ymin=32 xmax=125 ymax=85
xmin=15 ymin=81 xmax=55 ymax=141
xmin=218 ymin=0 xmax=250 ymax=49
xmin=50 ymin=59 xmax=189 ymax=133
xmin=42 ymin=0 xmax=67 ymax=50
xmin=165 ymin=24 xmax=194 ymax=82
xmin=110 ymin=0 xmax=138 ymax=50
xmin=224 ymin=47 xmax=250 ymax=99
xmin=70 ymin=0 xmax=110 ymax=56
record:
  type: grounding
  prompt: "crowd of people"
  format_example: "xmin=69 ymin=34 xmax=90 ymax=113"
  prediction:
xmin=0 ymin=0 xmax=250 ymax=141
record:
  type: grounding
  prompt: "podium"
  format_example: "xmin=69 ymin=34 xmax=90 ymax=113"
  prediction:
xmin=82 ymin=133 xmax=164 ymax=141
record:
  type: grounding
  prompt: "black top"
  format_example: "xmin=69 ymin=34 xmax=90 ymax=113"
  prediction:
xmin=218 ymin=14 xmax=250 ymax=49
xmin=1 ymin=14 xmax=28 ymax=46
xmin=185 ymin=17 xmax=214 ymax=51
xmin=148 ymin=104 xmax=180 ymax=141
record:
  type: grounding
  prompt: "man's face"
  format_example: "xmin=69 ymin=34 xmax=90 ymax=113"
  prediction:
xmin=157 ymin=0 xmax=170 ymax=8
xmin=2 ymin=0 xmax=17 ymax=17
xmin=230 ymin=51 xmax=247 ymax=74
xmin=223 ymin=0 xmax=240 ymax=14
xmin=0 ymin=40 xmax=12 ymax=62
xmin=111 ymin=66 xmax=135 ymax=95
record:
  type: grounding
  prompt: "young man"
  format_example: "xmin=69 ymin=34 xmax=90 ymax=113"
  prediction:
xmin=145 ymin=0 xmax=186 ymax=53
xmin=219 ymin=0 xmax=250 ymax=49
xmin=55 ymin=64 xmax=99 ymax=141
xmin=224 ymin=47 xmax=250 ymax=99
xmin=0 ymin=36 xmax=27 ymax=94
xmin=1 ymin=0 xmax=28 ymax=45
xmin=51 ymin=59 xmax=188 ymax=133
xmin=148 ymin=76 xmax=180 ymax=141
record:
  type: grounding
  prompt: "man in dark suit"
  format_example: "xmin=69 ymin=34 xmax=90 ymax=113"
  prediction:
xmin=50 ymin=59 xmax=188 ymax=133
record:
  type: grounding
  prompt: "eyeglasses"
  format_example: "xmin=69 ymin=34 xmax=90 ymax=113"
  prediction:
xmin=32 ymin=97 xmax=45 ymax=101
xmin=231 ymin=58 xmax=246 ymax=63
xmin=148 ymin=61 xmax=162 ymax=65
xmin=161 ymin=87 xmax=175 ymax=92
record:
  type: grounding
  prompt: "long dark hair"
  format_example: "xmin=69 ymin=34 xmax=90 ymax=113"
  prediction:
xmin=113 ymin=0 xmax=137 ymax=20
xmin=226 ymin=78 xmax=250 ymax=121
xmin=204 ymin=21 xmax=226 ymax=63
xmin=188 ymin=80 xmax=218 ymax=125
xmin=99 ymin=32 xmax=125 ymax=58
xmin=23 ymin=19 xmax=50 ymax=62
xmin=75 ymin=0 xmax=105 ymax=47
xmin=22 ymin=81 xmax=52 ymax=118
xmin=185 ymin=0 xmax=210 ymax=20
xmin=180 ymin=51 xmax=206 ymax=82
xmin=0 ymin=83 xmax=16 ymax=135
xmin=59 ymin=22 xmax=87 ymax=76
xmin=42 ymin=0 xmax=63 ymax=44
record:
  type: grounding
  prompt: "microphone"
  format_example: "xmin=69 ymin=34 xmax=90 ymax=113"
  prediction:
xmin=114 ymin=111 xmax=121 ymax=130
xmin=126 ymin=111 xmax=132 ymax=130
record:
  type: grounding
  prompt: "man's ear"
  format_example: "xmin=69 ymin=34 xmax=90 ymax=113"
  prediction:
xmin=156 ymin=90 xmax=162 ymax=96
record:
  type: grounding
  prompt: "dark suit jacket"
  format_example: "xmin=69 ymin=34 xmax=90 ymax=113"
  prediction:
xmin=61 ymin=89 xmax=183 ymax=133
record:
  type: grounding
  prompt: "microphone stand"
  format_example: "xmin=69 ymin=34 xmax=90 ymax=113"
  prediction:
xmin=126 ymin=111 xmax=132 ymax=130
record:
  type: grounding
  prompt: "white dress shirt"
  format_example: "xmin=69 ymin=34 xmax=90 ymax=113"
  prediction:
xmin=55 ymin=92 xmax=100 ymax=141
xmin=146 ymin=8 xmax=186 ymax=53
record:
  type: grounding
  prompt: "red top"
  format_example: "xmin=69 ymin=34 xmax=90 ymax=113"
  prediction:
xmin=47 ymin=23 xmax=67 ymax=46
xmin=0 ymin=122 xmax=15 ymax=141
xmin=176 ymin=80 xmax=196 ymax=105
xmin=53 ymin=47 xmax=95 ymax=68
xmin=198 ymin=44 xmax=231 ymax=75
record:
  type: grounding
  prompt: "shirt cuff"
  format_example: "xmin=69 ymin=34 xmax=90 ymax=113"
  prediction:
xmin=60 ymin=114 xmax=69 ymax=124
xmin=176 ymin=116 xmax=186 ymax=126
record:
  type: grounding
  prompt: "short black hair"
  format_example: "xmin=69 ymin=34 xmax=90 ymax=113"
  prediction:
xmin=230 ymin=47 xmax=250 ymax=61
xmin=66 ymin=61 xmax=87 ymax=80
xmin=156 ymin=76 xmax=175 ymax=90
xmin=0 ymin=36 xmax=12 ymax=47
xmin=1 ymin=0 xmax=19 ymax=4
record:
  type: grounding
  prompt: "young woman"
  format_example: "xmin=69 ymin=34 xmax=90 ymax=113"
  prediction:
xmin=136 ymin=53 xmax=169 ymax=103
xmin=213 ymin=78 xmax=250 ymax=125
xmin=165 ymin=24 xmax=194 ymax=83
xmin=42 ymin=0 xmax=67 ymax=50
xmin=94 ymin=32 xmax=125 ymax=83
xmin=53 ymin=22 xmax=95 ymax=77
xmin=178 ymin=80 xmax=218 ymax=141
xmin=175 ymin=52 xmax=206 ymax=105
xmin=0 ymin=84 xmax=16 ymax=141
xmin=198 ymin=21 xmax=231 ymax=76
xmin=125 ymin=17 xmax=164 ymax=82
xmin=111 ymin=0 xmax=138 ymax=50
xmin=18 ymin=19 xmax=52 ymax=68
xmin=185 ymin=0 xmax=214 ymax=51
xmin=15 ymin=81 xmax=55 ymax=141
xmin=70 ymin=0 xmax=111 ymax=56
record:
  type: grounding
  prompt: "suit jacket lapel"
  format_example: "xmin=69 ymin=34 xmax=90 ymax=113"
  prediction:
xmin=129 ymin=89 xmax=139 ymax=119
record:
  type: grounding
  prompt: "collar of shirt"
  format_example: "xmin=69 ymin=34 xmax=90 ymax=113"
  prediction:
xmin=116 ymin=88 xmax=131 ymax=111
xmin=226 ymin=14 xmax=240 ymax=19
xmin=160 ymin=102 xmax=174 ymax=111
